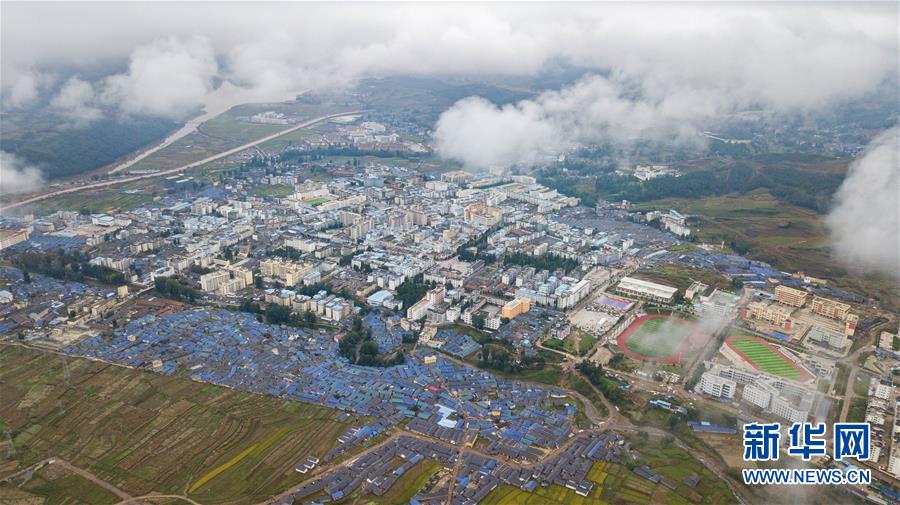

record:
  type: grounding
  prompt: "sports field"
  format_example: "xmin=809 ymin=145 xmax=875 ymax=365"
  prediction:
xmin=725 ymin=336 xmax=810 ymax=381
xmin=617 ymin=315 xmax=701 ymax=363
xmin=304 ymin=197 xmax=332 ymax=206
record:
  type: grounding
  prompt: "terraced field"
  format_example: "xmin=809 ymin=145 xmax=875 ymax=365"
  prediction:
xmin=480 ymin=462 xmax=613 ymax=505
xmin=481 ymin=458 xmax=734 ymax=505
xmin=0 ymin=345 xmax=358 ymax=504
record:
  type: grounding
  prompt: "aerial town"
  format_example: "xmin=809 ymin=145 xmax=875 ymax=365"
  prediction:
xmin=1 ymin=3 xmax=899 ymax=505
xmin=1 ymin=103 xmax=898 ymax=504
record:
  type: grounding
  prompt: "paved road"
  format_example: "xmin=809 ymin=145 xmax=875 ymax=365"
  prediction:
xmin=839 ymin=343 xmax=876 ymax=422
xmin=0 ymin=110 xmax=365 ymax=213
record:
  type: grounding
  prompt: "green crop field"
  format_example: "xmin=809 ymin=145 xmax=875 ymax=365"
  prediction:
xmin=0 ymin=345 xmax=358 ymax=504
xmin=336 ymin=459 xmax=443 ymax=504
xmin=480 ymin=462 xmax=612 ymax=505
xmin=481 ymin=453 xmax=734 ymax=505
xmin=23 ymin=190 xmax=155 ymax=216
xmin=250 ymin=184 xmax=295 ymax=198
xmin=625 ymin=317 xmax=693 ymax=359
xmin=11 ymin=464 xmax=120 ymax=505
xmin=728 ymin=337 xmax=802 ymax=380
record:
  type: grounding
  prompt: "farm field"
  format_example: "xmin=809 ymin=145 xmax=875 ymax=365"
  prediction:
xmin=126 ymin=130 xmax=239 ymax=173
xmin=336 ymin=459 xmax=443 ymax=504
xmin=633 ymin=189 xmax=899 ymax=309
xmin=617 ymin=315 xmax=701 ymax=363
xmin=22 ymin=189 xmax=156 ymax=217
xmin=7 ymin=464 xmax=120 ymax=505
xmin=125 ymin=101 xmax=353 ymax=174
xmin=258 ymin=123 xmax=328 ymax=154
xmin=725 ymin=336 xmax=808 ymax=381
xmin=250 ymin=184 xmax=295 ymax=198
xmin=0 ymin=345 xmax=356 ymax=504
xmin=481 ymin=453 xmax=735 ymax=505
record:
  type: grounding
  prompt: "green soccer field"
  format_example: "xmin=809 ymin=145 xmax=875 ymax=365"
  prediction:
xmin=303 ymin=197 xmax=332 ymax=206
xmin=729 ymin=337 xmax=801 ymax=380
xmin=625 ymin=317 xmax=693 ymax=358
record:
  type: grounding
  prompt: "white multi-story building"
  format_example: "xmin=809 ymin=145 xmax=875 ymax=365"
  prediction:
xmin=200 ymin=266 xmax=253 ymax=295
xmin=698 ymin=372 xmax=737 ymax=399
xmin=406 ymin=287 xmax=445 ymax=321
xmin=707 ymin=365 xmax=813 ymax=423
xmin=807 ymin=326 xmax=849 ymax=350
xmin=616 ymin=277 xmax=678 ymax=304
xmin=260 ymin=258 xmax=313 ymax=287
xmin=742 ymin=382 xmax=774 ymax=409
xmin=716 ymin=365 xmax=759 ymax=385
xmin=770 ymin=395 xmax=812 ymax=424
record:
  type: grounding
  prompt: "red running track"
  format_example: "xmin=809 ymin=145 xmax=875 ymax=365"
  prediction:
xmin=616 ymin=314 xmax=705 ymax=364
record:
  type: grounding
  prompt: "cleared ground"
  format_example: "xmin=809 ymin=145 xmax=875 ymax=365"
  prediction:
xmin=0 ymin=345 xmax=356 ymax=504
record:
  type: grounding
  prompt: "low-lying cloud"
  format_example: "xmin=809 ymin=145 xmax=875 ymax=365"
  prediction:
xmin=101 ymin=36 xmax=217 ymax=119
xmin=0 ymin=150 xmax=45 ymax=196
xmin=1 ymin=68 xmax=55 ymax=109
xmin=50 ymin=76 xmax=102 ymax=126
xmin=41 ymin=36 xmax=217 ymax=125
xmin=434 ymin=75 xmax=715 ymax=170
xmin=825 ymin=127 xmax=900 ymax=278
xmin=0 ymin=3 xmax=896 ymax=130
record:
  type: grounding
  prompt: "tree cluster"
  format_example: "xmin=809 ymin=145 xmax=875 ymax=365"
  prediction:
xmin=504 ymin=252 xmax=578 ymax=274
xmin=154 ymin=276 xmax=197 ymax=302
xmin=14 ymin=250 xmax=126 ymax=286
xmin=576 ymin=361 xmax=626 ymax=404
xmin=338 ymin=317 xmax=404 ymax=367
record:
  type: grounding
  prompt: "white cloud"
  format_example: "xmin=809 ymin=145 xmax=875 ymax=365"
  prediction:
xmin=826 ymin=128 xmax=900 ymax=278
xmin=0 ymin=151 xmax=45 ymax=195
xmin=1 ymin=68 xmax=54 ymax=108
xmin=0 ymin=3 xmax=895 ymax=127
xmin=434 ymin=96 xmax=562 ymax=171
xmin=434 ymin=74 xmax=719 ymax=170
xmin=100 ymin=36 xmax=218 ymax=120
xmin=50 ymin=76 xmax=102 ymax=126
